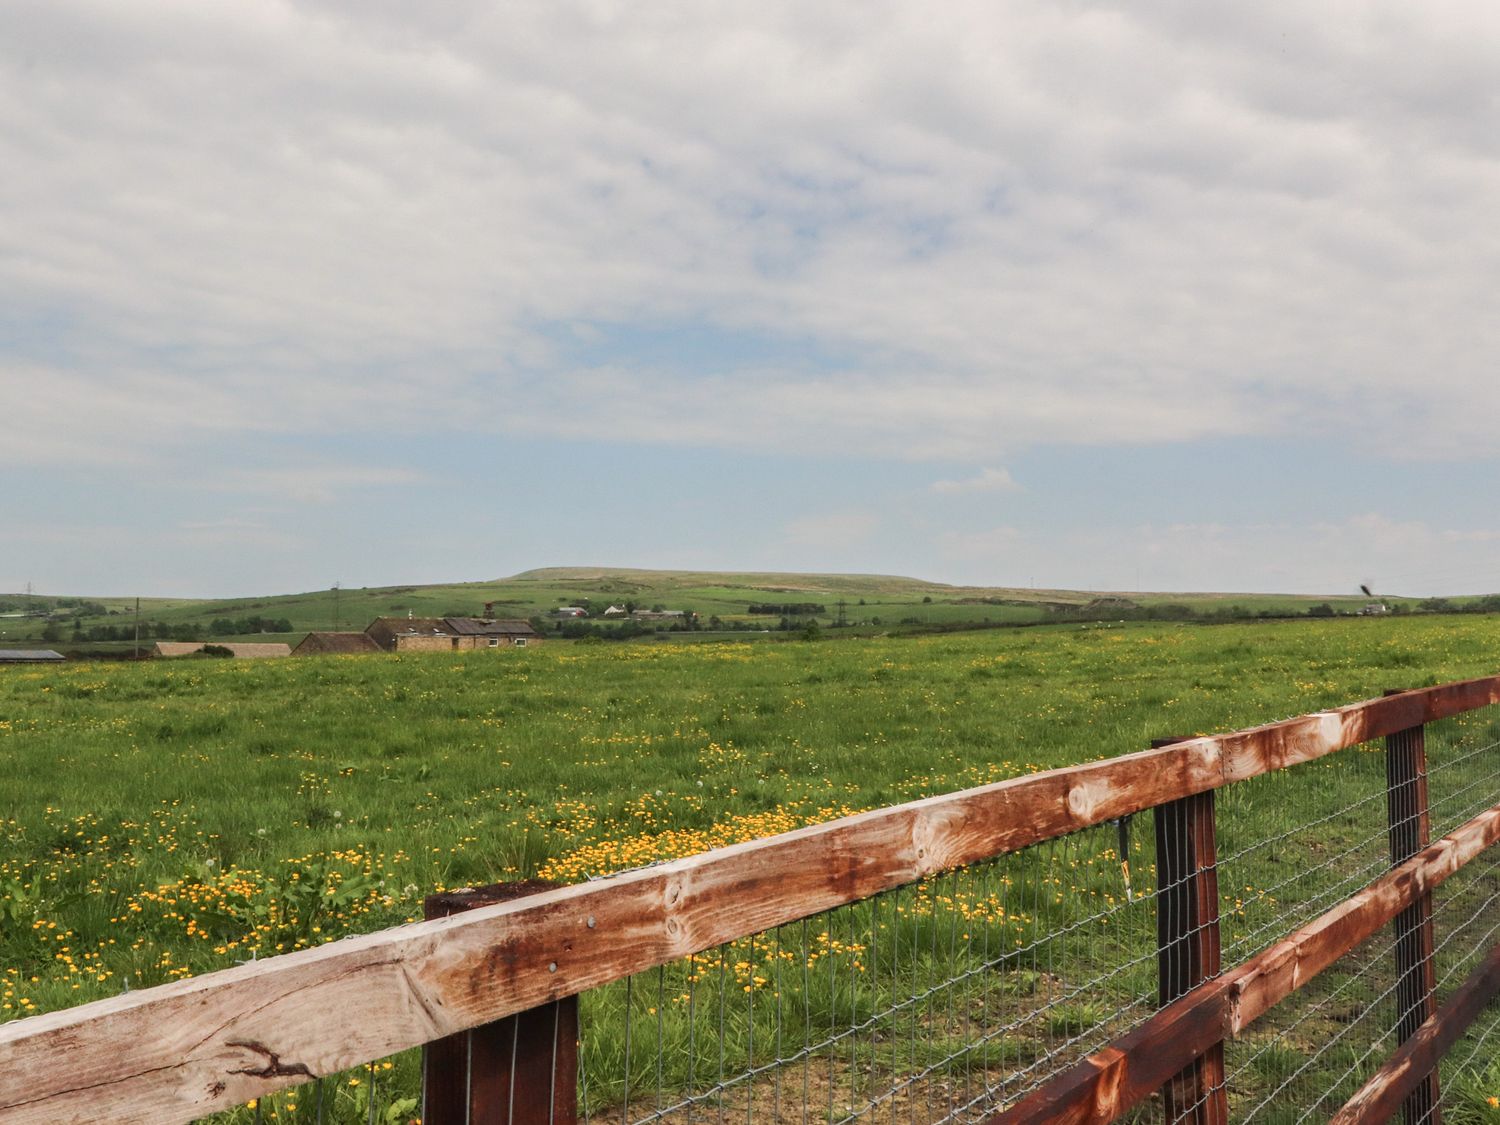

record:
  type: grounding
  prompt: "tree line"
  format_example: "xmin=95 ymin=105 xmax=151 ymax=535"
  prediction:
xmin=43 ymin=615 xmax=296 ymax=643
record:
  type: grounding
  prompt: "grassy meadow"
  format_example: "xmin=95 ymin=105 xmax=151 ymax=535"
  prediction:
xmin=4 ymin=615 xmax=1500 ymax=1119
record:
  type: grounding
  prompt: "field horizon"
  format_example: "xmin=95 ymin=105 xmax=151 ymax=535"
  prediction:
xmin=1 ymin=562 xmax=1454 ymax=608
xmin=0 ymin=564 xmax=1464 ymax=653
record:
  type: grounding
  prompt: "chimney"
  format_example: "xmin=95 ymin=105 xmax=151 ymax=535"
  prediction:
xmin=483 ymin=601 xmax=495 ymax=619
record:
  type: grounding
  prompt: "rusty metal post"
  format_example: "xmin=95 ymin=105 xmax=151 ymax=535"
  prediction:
xmin=1383 ymin=693 xmax=1441 ymax=1125
xmin=1152 ymin=738 xmax=1228 ymax=1125
xmin=422 ymin=881 xmax=578 ymax=1125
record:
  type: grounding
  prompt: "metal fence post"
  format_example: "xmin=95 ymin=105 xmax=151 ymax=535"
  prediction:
xmin=1152 ymin=737 xmax=1228 ymax=1125
xmin=1383 ymin=693 xmax=1441 ymax=1125
xmin=422 ymin=881 xmax=579 ymax=1125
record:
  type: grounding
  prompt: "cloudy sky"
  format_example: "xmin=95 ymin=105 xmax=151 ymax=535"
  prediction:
xmin=5 ymin=1 xmax=1500 ymax=598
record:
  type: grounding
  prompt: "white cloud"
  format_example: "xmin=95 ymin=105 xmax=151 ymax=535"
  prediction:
xmin=5 ymin=1 xmax=1500 ymax=470
xmin=11 ymin=2 xmax=1500 ymax=599
xmin=931 ymin=467 xmax=1021 ymax=495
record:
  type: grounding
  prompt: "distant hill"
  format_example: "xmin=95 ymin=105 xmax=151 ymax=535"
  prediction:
xmin=0 ymin=567 xmax=1439 ymax=652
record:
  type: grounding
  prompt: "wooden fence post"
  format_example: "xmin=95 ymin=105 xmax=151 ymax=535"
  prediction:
xmin=1383 ymin=693 xmax=1441 ymax=1125
xmin=422 ymin=881 xmax=578 ymax=1125
xmin=1152 ymin=737 xmax=1228 ymax=1125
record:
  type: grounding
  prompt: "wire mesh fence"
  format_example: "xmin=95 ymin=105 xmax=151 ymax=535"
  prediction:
xmin=135 ymin=692 xmax=1500 ymax=1124
xmin=577 ymin=823 xmax=1161 ymax=1125
xmin=566 ymin=708 xmax=1500 ymax=1125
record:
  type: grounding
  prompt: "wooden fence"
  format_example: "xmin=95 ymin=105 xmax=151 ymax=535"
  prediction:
xmin=4 ymin=677 xmax=1500 ymax=1123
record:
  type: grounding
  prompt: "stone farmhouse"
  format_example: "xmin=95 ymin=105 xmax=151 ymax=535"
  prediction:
xmin=363 ymin=617 xmax=539 ymax=653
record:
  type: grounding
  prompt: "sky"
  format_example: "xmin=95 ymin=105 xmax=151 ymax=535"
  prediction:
xmin=5 ymin=1 xmax=1500 ymax=599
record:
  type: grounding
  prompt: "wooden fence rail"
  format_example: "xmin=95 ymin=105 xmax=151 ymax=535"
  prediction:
xmin=3 ymin=677 xmax=1500 ymax=1124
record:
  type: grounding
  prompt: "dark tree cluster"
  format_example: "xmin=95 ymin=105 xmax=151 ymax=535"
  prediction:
xmin=208 ymin=616 xmax=295 ymax=635
xmin=67 ymin=616 xmax=294 ymax=643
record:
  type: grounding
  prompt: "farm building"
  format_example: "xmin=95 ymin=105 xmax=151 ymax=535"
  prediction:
xmin=153 ymin=642 xmax=292 ymax=659
xmin=292 ymin=632 xmax=384 ymax=656
xmin=0 ymin=649 xmax=64 ymax=664
xmin=364 ymin=617 xmax=539 ymax=652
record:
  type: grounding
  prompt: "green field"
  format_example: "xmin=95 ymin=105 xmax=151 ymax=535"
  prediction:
xmin=4 ymin=615 xmax=1500 ymax=1119
xmin=0 ymin=566 xmax=1438 ymax=651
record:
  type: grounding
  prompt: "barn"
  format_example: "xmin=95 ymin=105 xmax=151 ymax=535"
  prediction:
xmin=0 ymin=649 xmax=65 ymax=664
xmin=152 ymin=642 xmax=292 ymax=659
xmin=292 ymin=632 xmax=384 ymax=656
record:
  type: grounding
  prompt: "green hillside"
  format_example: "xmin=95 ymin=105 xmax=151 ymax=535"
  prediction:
xmin=0 ymin=567 xmax=1451 ymax=651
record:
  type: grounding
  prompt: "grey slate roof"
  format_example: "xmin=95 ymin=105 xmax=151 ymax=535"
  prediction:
xmin=0 ymin=649 xmax=64 ymax=662
xmin=443 ymin=617 xmax=539 ymax=637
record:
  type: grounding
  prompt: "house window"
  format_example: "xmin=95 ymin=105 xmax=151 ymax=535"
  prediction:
xmin=488 ymin=638 xmax=499 ymax=647
xmin=514 ymin=638 xmax=528 ymax=647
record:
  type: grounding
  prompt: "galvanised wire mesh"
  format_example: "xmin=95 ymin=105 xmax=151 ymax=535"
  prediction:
xmin=578 ymin=822 xmax=1167 ymax=1125
xmin=1436 ymin=999 xmax=1500 ymax=1122
xmin=1220 ymin=705 xmax=1500 ymax=1125
xmin=581 ymin=710 xmax=1500 ymax=1125
xmin=1423 ymin=704 xmax=1500 ymax=1125
xmin=1215 ymin=733 xmax=1399 ymax=1124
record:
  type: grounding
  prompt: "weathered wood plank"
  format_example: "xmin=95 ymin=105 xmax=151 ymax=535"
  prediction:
xmin=421 ymin=882 xmax=578 ymax=1125
xmin=3 ymin=679 xmax=1499 ymax=1124
xmin=987 ymin=802 xmax=1500 ymax=1125
xmin=1329 ymin=940 xmax=1500 ymax=1125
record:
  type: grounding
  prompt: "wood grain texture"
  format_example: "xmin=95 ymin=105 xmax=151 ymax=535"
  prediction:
xmin=987 ymin=802 xmax=1500 ymax=1125
xmin=3 ymin=679 xmax=1499 ymax=1124
xmin=421 ymin=882 xmax=578 ymax=1125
